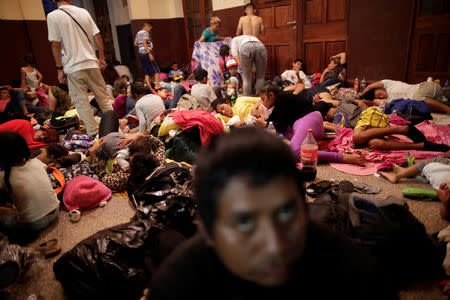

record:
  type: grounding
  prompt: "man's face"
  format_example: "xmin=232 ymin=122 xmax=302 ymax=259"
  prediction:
xmin=374 ymin=88 xmax=388 ymax=99
xmin=144 ymin=24 xmax=152 ymax=32
xmin=217 ymin=103 xmax=233 ymax=117
xmin=292 ymin=61 xmax=302 ymax=72
xmin=0 ymin=89 xmax=10 ymax=100
xmin=158 ymin=88 xmax=169 ymax=100
xmin=211 ymin=175 xmax=307 ymax=287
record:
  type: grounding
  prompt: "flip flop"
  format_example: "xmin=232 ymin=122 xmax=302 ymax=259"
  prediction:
xmin=36 ymin=239 xmax=61 ymax=258
xmin=402 ymin=187 xmax=438 ymax=201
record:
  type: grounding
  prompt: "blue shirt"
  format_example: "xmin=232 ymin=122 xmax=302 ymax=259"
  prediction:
xmin=201 ymin=27 xmax=218 ymax=42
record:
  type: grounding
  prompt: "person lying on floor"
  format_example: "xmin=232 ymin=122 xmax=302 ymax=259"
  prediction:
xmin=359 ymin=79 xmax=450 ymax=114
xmin=0 ymin=132 xmax=59 ymax=244
xmin=211 ymin=96 xmax=266 ymax=126
xmin=148 ymin=127 xmax=397 ymax=299
xmin=379 ymin=151 xmax=450 ymax=221
xmin=266 ymin=87 xmax=364 ymax=165
xmin=86 ymin=110 xmax=166 ymax=192
xmin=319 ymin=52 xmax=347 ymax=88
xmin=0 ymin=119 xmax=59 ymax=151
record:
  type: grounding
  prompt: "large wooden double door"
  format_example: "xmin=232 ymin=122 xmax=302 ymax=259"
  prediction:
xmin=255 ymin=0 xmax=348 ymax=79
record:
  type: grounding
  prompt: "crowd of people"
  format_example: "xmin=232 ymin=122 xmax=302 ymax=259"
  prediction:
xmin=1 ymin=0 xmax=450 ymax=297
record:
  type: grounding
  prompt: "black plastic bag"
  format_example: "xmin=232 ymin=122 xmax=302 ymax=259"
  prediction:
xmin=53 ymin=220 xmax=185 ymax=300
xmin=0 ymin=233 xmax=41 ymax=289
xmin=131 ymin=162 xmax=197 ymax=237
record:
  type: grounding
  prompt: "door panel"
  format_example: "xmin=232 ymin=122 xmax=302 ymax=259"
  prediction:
xmin=300 ymin=0 xmax=347 ymax=75
xmin=255 ymin=0 xmax=298 ymax=80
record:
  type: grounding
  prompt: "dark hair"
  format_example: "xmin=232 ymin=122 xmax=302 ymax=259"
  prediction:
xmin=0 ymin=132 xmax=31 ymax=192
xmin=58 ymin=83 xmax=69 ymax=92
xmin=211 ymin=97 xmax=230 ymax=112
xmin=0 ymin=87 xmax=9 ymax=92
xmin=312 ymin=101 xmax=333 ymax=119
xmin=23 ymin=53 xmax=36 ymax=67
xmin=194 ymin=68 xmax=208 ymax=82
xmin=194 ymin=127 xmax=305 ymax=236
xmin=268 ymin=91 xmax=313 ymax=132
xmin=144 ymin=22 xmax=153 ymax=27
xmin=260 ymin=84 xmax=281 ymax=97
xmin=294 ymin=58 xmax=303 ymax=64
xmin=363 ymin=89 xmax=375 ymax=100
xmin=128 ymin=139 xmax=149 ymax=157
xmin=171 ymin=62 xmax=178 ymax=66
xmin=219 ymin=45 xmax=230 ymax=63
xmin=44 ymin=144 xmax=69 ymax=161
xmin=131 ymin=81 xmax=150 ymax=97
xmin=113 ymin=78 xmax=128 ymax=97
xmin=113 ymin=60 xmax=121 ymax=66
xmin=56 ymin=153 xmax=81 ymax=168
xmin=127 ymin=152 xmax=160 ymax=195
xmin=244 ymin=3 xmax=254 ymax=10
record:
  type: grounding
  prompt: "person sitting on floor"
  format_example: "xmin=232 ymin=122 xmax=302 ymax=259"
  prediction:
xmin=359 ymin=79 xmax=450 ymax=114
xmin=113 ymin=79 xmax=128 ymax=119
xmin=267 ymin=90 xmax=364 ymax=165
xmin=275 ymin=58 xmax=311 ymax=90
xmin=135 ymin=85 xmax=168 ymax=134
xmin=48 ymin=84 xmax=73 ymax=116
xmin=319 ymin=52 xmax=347 ymax=88
xmin=0 ymin=132 xmax=60 ymax=244
xmin=148 ymin=127 xmax=397 ymax=299
xmin=191 ymin=68 xmax=217 ymax=108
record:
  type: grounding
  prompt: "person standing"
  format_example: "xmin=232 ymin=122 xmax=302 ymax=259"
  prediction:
xmin=134 ymin=22 xmax=161 ymax=90
xmin=231 ymin=35 xmax=267 ymax=96
xmin=236 ymin=3 xmax=264 ymax=37
xmin=47 ymin=0 xmax=113 ymax=137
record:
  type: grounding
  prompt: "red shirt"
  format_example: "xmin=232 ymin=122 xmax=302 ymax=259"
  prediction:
xmin=0 ymin=119 xmax=47 ymax=151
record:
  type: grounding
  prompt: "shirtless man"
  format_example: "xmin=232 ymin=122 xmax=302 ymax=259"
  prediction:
xmin=236 ymin=3 xmax=264 ymax=37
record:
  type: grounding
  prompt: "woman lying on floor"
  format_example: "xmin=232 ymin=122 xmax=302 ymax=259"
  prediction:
xmin=0 ymin=132 xmax=59 ymax=244
xmin=264 ymin=85 xmax=364 ymax=165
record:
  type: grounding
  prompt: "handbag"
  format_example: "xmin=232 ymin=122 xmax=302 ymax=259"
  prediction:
xmin=50 ymin=115 xmax=80 ymax=134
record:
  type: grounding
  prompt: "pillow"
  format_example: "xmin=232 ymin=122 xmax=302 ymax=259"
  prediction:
xmin=158 ymin=114 xmax=181 ymax=136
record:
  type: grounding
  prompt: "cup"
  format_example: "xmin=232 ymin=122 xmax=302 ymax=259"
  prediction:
xmin=69 ymin=209 xmax=81 ymax=222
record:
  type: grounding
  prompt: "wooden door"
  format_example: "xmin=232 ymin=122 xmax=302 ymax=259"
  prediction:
xmin=92 ymin=0 xmax=116 ymax=62
xmin=407 ymin=0 xmax=450 ymax=84
xmin=254 ymin=0 xmax=298 ymax=80
xmin=301 ymin=0 xmax=347 ymax=75
xmin=182 ymin=0 xmax=213 ymax=58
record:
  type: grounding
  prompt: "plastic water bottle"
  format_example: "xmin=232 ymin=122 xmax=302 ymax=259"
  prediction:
xmin=354 ymin=77 xmax=359 ymax=92
xmin=360 ymin=77 xmax=367 ymax=93
xmin=300 ymin=129 xmax=318 ymax=181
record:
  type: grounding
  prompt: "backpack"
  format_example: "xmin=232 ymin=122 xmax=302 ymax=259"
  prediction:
xmin=50 ymin=115 xmax=79 ymax=134
xmin=176 ymin=94 xmax=213 ymax=112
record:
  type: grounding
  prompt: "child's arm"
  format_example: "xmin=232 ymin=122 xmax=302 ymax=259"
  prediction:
xmin=20 ymin=68 xmax=28 ymax=91
xmin=116 ymin=149 xmax=130 ymax=171
xmin=36 ymin=68 xmax=43 ymax=87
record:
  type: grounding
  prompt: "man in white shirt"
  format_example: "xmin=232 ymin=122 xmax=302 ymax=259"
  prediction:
xmin=191 ymin=68 xmax=217 ymax=108
xmin=360 ymin=79 xmax=449 ymax=114
xmin=231 ymin=35 xmax=267 ymax=96
xmin=280 ymin=58 xmax=311 ymax=88
xmin=47 ymin=0 xmax=113 ymax=136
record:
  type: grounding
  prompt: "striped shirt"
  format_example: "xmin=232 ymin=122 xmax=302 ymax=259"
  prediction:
xmin=135 ymin=29 xmax=153 ymax=54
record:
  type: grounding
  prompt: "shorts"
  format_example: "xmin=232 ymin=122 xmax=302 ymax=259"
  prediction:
xmin=138 ymin=53 xmax=161 ymax=76
xmin=412 ymin=82 xmax=443 ymax=101
xmin=355 ymin=107 xmax=390 ymax=130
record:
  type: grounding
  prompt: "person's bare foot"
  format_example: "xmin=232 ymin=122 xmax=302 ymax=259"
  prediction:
xmin=392 ymin=163 xmax=404 ymax=174
xmin=379 ymin=170 xmax=399 ymax=183
xmin=342 ymin=153 xmax=365 ymax=166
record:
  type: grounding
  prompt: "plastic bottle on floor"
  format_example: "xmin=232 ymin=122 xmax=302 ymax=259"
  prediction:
xmin=360 ymin=77 xmax=367 ymax=93
xmin=300 ymin=129 xmax=318 ymax=181
xmin=354 ymin=77 xmax=359 ymax=92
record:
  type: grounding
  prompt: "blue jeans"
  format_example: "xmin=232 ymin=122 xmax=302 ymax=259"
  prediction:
xmin=169 ymin=85 xmax=187 ymax=109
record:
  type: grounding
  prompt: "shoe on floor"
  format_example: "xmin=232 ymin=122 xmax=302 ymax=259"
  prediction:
xmin=36 ymin=239 xmax=61 ymax=258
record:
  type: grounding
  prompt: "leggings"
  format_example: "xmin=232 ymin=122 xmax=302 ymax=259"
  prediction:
xmin=289 ymin=111 xmax=343 ymax=163
xmin=99 ymin=110 xmax=119 ymax=138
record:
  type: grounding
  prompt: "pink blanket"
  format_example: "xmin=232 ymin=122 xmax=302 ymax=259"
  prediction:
xmin=328 ymin=119 xmax=450 ymax=174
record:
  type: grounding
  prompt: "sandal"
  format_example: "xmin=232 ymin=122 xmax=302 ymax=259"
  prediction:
xmin=36 ymin=239 xmax=61 ymax=258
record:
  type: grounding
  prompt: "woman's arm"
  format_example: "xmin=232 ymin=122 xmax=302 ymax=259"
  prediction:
xmin=319 ymin=68 xmax=329 ymax=84
xmin=198 ymin=35 xmax=206 ymax=43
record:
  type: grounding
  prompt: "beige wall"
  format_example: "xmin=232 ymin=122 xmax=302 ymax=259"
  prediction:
xmin=212 ymin=0 xmax=250 ymax=11
xmin=129 ymin=0 xmax=183 ymax=20
xmin=114 ymin=0 xmax=131 ymax=25
xmin=0 ymin=0 xmax=45 ymax=20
